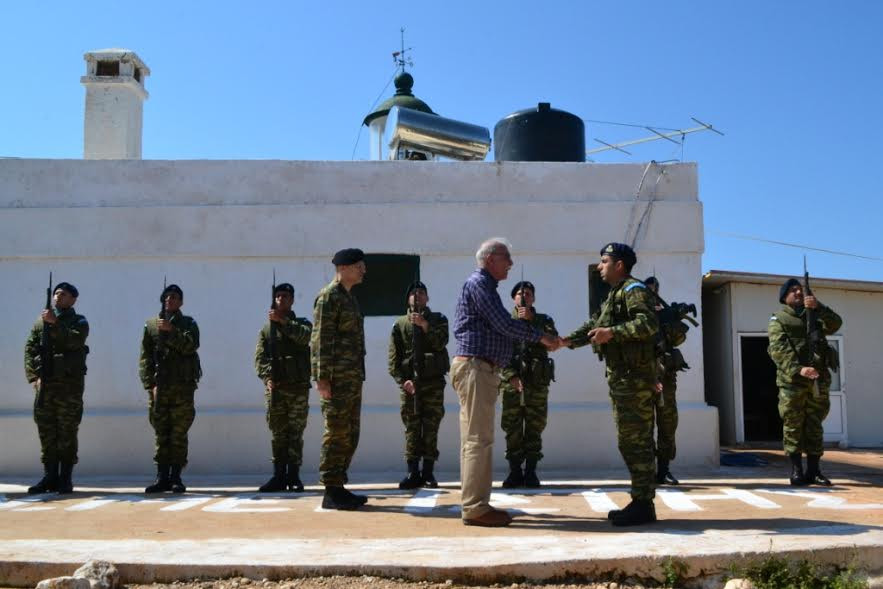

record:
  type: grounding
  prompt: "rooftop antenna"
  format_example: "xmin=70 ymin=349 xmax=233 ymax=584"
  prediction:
xmin=586 ymin=117 xmax=724 ymax=159
xmin=391 ymin=27 xmax=414 ymax=73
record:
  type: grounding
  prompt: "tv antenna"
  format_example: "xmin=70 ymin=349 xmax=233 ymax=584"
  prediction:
xmin=586 ymin=117 xmax=724 ymax=159
xmin=391 ymin=27 xmax=414 ymax=73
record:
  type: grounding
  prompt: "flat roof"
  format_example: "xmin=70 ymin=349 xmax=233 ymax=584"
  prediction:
xmin=703 ymin=269 xmax=883 ymax=294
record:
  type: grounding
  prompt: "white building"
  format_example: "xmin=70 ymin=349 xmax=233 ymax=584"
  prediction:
xmin=702 ymin=270 xmax=883 ymax=449
xmin=0 ymin=50 xmax=718 ymax=478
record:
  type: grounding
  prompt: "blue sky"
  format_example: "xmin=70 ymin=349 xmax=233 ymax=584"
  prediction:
xmin=2 ymin=1 xmax=882 ymax=282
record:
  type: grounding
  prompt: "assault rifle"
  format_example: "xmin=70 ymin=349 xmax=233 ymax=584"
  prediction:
xmin=36 ymin=272 xmax=53 ymax=408
xmin=153 ymin=277 xmax=167 ymax=416
xmin=513 ymin=269 xmax=528 ymax=407
xmin=803 ymin=256 xmax=824 ymax=366
xmin=268 ymin=270 xmax=281 ymax=408
xmin=409 ymin=273 xmax=424 ymax=415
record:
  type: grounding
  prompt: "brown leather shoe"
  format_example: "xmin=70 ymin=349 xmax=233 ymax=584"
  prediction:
xmin=463 ymin=508 xmax=513 ymax=527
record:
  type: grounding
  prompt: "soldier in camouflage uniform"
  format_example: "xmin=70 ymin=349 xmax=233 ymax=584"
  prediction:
xmin=312 ymin=248 xmax=368 ymax=510
xmin=644 ymin=276 xmax=689 ymax=486
xmin=388 ymin=280 xmax=449 ymax=490
xmin=564 ymin=243 xmax=659 ymax=526
xmin=500 ymin=281 xmax=558 ymax=489
xmin=255 ymin=282 xmax=312 ymax=493
xmin=24 ymin=281 xmax=89 ymax=495
xmin=139 ymin=284 xmax=201 ymax=494
xmin=768 ymin=278 xmax=842 ymax=486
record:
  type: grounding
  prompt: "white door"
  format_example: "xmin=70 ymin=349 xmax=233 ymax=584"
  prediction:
xmin=822 ymin=336 xmax=848 ymax=447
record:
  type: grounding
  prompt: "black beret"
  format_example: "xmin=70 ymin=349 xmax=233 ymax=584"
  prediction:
xmin=779 ymin=278 xmax=801 ymax=303
xmin=332 ymin=248 xmax=365 ymax=266
xmin=644 ymin=276 xmax=659 ymax=290
xmin=54 ymin=282 xmax=79 ymax=298
xmin=510 ymin=281 xmax=535 ymax=299
xmin=406 ymin=280 xmax=427 ymax=298
xmin=161 ymin=284 xmax=184 ymax=302
xmin=274 ymin=283 xmax=294 ymax=296
xmin=600 ymin=242 xmax=637 ymax=268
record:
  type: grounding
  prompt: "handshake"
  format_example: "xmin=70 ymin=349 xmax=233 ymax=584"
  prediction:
xmin=539 ymin=334 xmax=569 ymax=352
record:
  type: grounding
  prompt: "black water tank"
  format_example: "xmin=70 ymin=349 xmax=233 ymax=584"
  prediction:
xmin=494 ymin=103 xmax=585 ymax=162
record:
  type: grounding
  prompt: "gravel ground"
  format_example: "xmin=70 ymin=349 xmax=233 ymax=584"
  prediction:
xmin=127 ymin=576 xmax=653 ymax=589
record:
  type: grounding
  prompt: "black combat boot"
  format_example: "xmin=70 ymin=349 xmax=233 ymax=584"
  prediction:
xmin=258 ymin=462 xmax=286 ymax=493
xmin=322 ymin=486 xmax=359 ymax=510
xmin=287 ymin=463 xmax=304 ymax=492
xmin=27 ymin=462 xmax=59 ymax=494
xmin=656 ymin=459 xmax=680 ymax=485
xmin=57 ymin=462 xmax=74 ymax=495
xmin=399 ymin=459 xmax=423 ymax=490
xmin=805 ymin=455 xmax=832 ymax=486
xmin=523 ymin=458 xmax=541 ymax=488
xmin=421 ymin=459 xmax=438 ymax=488
xmin=145 ymin=464 xmax=172 ymax=493
xmin=502 ymin=459 xmax=524 ymax=489
xmin=789 ymin=452 xmax=808 ymax=486
xmin=169 ymin=464 xmax=186 ymax=493
xmin=610 ymin=499 xmax=657 ymax=527
xmin=342 ymin=486 xmax=369 ymax=506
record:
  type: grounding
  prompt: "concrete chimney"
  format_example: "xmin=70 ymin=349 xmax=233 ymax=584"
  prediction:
xmin=81 ymin=49 xmax=150 ymax=159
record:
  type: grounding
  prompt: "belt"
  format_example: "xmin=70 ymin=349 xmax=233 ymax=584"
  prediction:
xmin=454 ymin=355 xmax=497 ymax=369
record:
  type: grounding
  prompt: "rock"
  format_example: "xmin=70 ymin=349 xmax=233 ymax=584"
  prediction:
xmin=73 ymin=560 xmax=120 ymax=589
xmin=724 ymin=579 xmax=756 ymax=589
xmin=36 ymin=576 xmax=92 ymax=589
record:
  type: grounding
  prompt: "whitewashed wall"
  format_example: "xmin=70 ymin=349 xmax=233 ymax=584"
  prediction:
xmin=0 ymin=160 xmax=718 ymax=478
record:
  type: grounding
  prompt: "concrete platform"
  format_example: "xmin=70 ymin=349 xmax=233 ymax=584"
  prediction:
xmin=1 ymin=449 xmax=881 ymax=587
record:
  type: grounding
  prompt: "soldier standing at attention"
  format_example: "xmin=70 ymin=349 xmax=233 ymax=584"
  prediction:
xmin=768 ymin=278 xmax=842 ymax=486
xmin=388 ymin=280 xmax=450 ymax=489
xmin=500 ymin=281 xmax=558 ymax=489
xmin=312 ymin=249 xmax=368 ymax=510
xmin=255 ymin=282 xmax=312 ymax=493
xmin=140 ymin=284 xmax=201 ymax=494
xmin=563 ymin=243 xmax=659 ymax=526
xmin=24 ymin=281 xmax=89 ymax=494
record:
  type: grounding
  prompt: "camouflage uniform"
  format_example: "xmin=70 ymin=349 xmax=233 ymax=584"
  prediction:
xmin=768 ymin=303 xmax=842 ymax=456
xmin=311 ymin=279 xmax=366 ymax=486
xmin=567 ymin=277 xmax=659 ymax=500
xmin=24 ymin=307 xmax=90 ymax=466
xmin=139 ymin=311 xmax=201 ymax=467
xmin=388 ymin=307 xmax=449 ymax=462
xmin=500 ymin=308 xmax=557 ymax=463
xmin=255 ymin=311 xmax=312 ymax=467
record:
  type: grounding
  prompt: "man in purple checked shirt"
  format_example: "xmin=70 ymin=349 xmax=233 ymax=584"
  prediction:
xmin=452 ymin=237 xmax=563 ymax=527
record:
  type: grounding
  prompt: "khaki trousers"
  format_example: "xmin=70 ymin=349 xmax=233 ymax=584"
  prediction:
xmin=451 ymin=356 xmax=501 ymax=520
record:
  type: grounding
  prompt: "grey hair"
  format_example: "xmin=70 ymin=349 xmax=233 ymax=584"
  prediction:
xmin=476 ymin=237 xmax=513 ymax=267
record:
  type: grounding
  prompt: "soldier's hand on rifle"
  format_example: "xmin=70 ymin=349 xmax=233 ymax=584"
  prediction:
xmin=269 ymin=308 xmax=287 ymax=324
xmin=266 ymin=379 xmax=275 ymax=391
xmin=509 ymin=376 xmax=523 ymax=393
xmin=800 ymin=366 xmax=820 ymax=379
xmin=655 ymin=381 xmax=664 ymax=393
xmin=588 ymin=327 xmax=614 ymax=345
xmin=317 ymin=380 xmax=332 ymax=400
xmin=157 ymin=318 xmax=174 ymax=332
xmin=804 ymin=295 xmax=818 ymax=309
xmin=152 ymin=385 xmax=158 ymax=403
xmin=516 ymin=306 xmax=534 ymax=321
xmin=33 ymin=378 xmax=41 ymax=390
xmin=402 ymin=380 xmax=416 ymax=395
xmin=409 ymin=313 xmax=428 ymax=332
xmin=41 ymin=309 xmax=57 ymax=325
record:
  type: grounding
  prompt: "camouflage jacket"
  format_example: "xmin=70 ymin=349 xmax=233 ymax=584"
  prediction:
xmin=25 ymin=307 xmax=90 ymax=384
xmin=565 ymin=277 xmax=658 ymax=385
xmin=255 ymin=311 xmax=312 ymax=385
xmin=768 ymin=303 xmax=842 ymax=388
xmin=311 ymin=279 xmax=365 ymax=383
xmin=388 ymin=306 xmax=450 ymax=385
xmin=139 ymin=311 xmax=201 ymax=390
xmin=501 ymin=308 xmax=558 ymax=384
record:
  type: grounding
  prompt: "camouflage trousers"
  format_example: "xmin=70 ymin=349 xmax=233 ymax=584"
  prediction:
xmin=778 ymin=383 xmax=830 ymax=456
xmin=319 ymin=380 xmax=362 ymax=486
xmin=500 ymin=382 xmax=549 ymax=462
xmin=147 ymin=384 xmax=196 ymax=466
xmin=609 ymin=381 xmax=656 ymax=501
xmin=265 ymin=382 xmax=310 ymax=466
xmin=654 ymin=371 xmax=678 ymax=461
xmin=33 ymin=379 xmax=84 ymax=465
xmin=399 ymin=379 xmax=445 ymax=461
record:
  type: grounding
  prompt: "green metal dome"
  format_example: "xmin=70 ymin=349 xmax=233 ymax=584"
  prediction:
xmin=362 ymin=72 xmax=435 ymax=126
